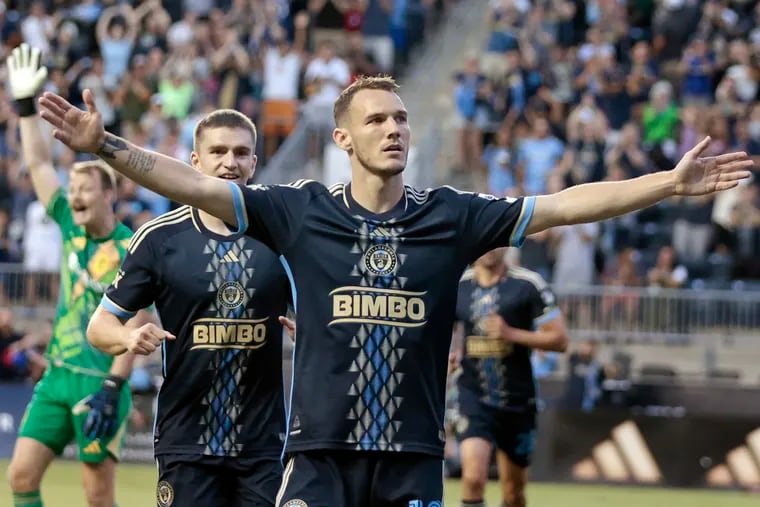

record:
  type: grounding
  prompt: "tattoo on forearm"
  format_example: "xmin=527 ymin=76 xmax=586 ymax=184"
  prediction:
xmin=97 ymin=133 xmax=127 ymax=160
xmin=126 ymin=150 xmax=157 ymax=176
xmin=97 ymin=133 xmax=157 ymax=176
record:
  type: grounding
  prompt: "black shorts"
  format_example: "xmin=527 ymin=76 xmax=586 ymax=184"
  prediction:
xmin=455 ymin=390 xmax=537 ymax=468
xmin=275 ymin=450 xmax=444 ymax=507
xmin=156 ymin=454 xmax=283 ymax=507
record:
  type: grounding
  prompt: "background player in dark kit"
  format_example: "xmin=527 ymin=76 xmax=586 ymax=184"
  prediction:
xmin=453 ymin=247 xmax=568 ymax=507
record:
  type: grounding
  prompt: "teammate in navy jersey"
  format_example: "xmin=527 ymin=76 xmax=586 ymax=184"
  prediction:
xmin=453 ymin=247 xmax=568 ymax=507
xmin=86 ymin=110 xmax=292 ymax=507
xmin=40 ymin=73 xmax=751 ymax=507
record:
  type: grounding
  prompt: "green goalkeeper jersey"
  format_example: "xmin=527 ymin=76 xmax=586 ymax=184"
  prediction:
xmin=45 ymin=187 xmax=133 ymax=374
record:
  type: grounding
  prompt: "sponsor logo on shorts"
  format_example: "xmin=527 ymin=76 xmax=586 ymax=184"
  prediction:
xmin=282 ymin=500 xmax=307 ymax=507
xmin=156 ymin=480 xmax=174 ymax=507
xmin=83 ymin=440 xmax=101 ymax=454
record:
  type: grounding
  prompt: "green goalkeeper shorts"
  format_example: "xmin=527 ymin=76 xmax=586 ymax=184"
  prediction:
xmin=18 ymin=364 xmax=132 ymax=464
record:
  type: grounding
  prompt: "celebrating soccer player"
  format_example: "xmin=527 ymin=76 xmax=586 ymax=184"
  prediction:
xmin=38 ymin=67 xmax=751 ymax=505
xmin=453 ymin=248 xmax=568 ymax=507
xmin=5 ymin=44 xmax=154 ymax=507
xmin=86 ymin=110 xmax=293 ymax=507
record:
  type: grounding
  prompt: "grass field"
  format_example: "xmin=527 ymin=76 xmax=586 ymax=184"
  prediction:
xmin=1 ymin=460 xmax=758 ymax=506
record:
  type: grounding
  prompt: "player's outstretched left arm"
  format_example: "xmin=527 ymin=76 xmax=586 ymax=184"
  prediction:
xmin=37 ymin=90 xmax=241 ymax=228
xmin=525 ymin=136 xmax=753 ymax=235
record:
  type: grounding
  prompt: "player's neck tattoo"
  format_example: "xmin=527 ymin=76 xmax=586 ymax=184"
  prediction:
xmin=98 ymin=133 xmax=157 ymax=176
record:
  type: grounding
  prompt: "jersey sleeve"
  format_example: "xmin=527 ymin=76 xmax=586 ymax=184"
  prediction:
xmin=526 ymin=278 xmax=561 ymax=329
xmin=45 ymin=187 xmax=75 ymax=239
xmin=100 ymin=227 xmax=159 ymax=319
xmin=455 ymin=190 xmax=536 ymax=262
xmin=230 ymin=181 xmax=311 ymax=253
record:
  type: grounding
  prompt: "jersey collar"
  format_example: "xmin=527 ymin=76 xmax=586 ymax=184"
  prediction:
xmin=343 ymin=182 xmax=407 ymax=221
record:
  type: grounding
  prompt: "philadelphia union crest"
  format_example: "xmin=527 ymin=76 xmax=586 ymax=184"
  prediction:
xmin=156 ymin=481 xmax=174 ymax=507
xmin=217 ymin=281 xmax=246 ymax=309
xmin=364 ymin=244 xmax=398 ymax=276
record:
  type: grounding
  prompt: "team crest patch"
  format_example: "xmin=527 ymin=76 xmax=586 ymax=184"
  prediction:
xmin=217 ymin=281 xmax=246 ymax=309
xmin=364 ymin=244 xmax=398 ymax=276
xmin=156 ymin=481 xmax=174 ymax=507
xmin=282 ymin=501 xmax=308 ymax=507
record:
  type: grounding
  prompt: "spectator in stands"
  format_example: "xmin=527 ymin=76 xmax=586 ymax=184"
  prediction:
xmin=0 ymin=308 xmax=48 ymax=382
xmin=515 ymin=116 xmax=563 ymax=195
xmin=605 ymin=122 xmax=649 ymax=177
xmin=600 ymin=247 xmax=641 ymax=329
xmin=647 ymin=245 xmax=689 ymax=290
xmin=303 ymin=39 xmax=351 ymax=166
xmin=96 ymin=2 xmax=138 ymax=85
xmin=261 ymin=21 xmax=306 ymax=161
xmin=552 ymin=218 xmax=599 ymax=327
xmin=360 ymin=0 xmax=394 ymax=73
xmin=729 ymin=181 xmax=760 ymax=279
xmin=453 ymin=53 xmax=488 ymax=173
xmin=646 ymin=245 xmax=689 ymax=335
xmin=483 ymin=125 xmax=516 ymax=197
xmin=114 ymin=177 xmax=153 ymax=232
xmin=563 ymin=339 xmax=605 ymax=412
xmin=678 ymin=37 xmax=716 ymax=105
xmin=556 ymin=107 xmax=607 ymax=187
xmin=641 ymin=80 xmax=679 ymax=149
xmin=22 ymin=200 xmax=61 ymax=312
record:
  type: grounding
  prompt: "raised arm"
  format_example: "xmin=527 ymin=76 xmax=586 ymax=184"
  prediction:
xmin=6 ymin=44 xmax=60 ymax=207
xmin=37 ymin=90 xmax=241 ymax=227
xmin=525 ymin=136 xmax=753 ymax=235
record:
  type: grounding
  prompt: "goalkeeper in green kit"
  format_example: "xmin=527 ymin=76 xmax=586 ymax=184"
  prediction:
xmin=5 ymin=44 xmax=154 ymax=507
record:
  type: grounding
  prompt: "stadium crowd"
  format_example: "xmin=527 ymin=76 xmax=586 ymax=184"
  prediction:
xmin=0 ymin=0 xmax=447 ymax=306
xmin=454 ymin=0 xmax=760 ymax=290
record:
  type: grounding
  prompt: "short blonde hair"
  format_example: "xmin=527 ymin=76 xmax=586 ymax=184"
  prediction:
xmin=193 ymin=109 xmax=257 ymax=151
xmin=70 ymin=160 xmax=117 ymax=193
xmin=333 ymin=75 xmax=400 ymax=126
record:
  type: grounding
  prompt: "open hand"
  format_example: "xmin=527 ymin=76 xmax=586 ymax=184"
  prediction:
xmin=38 ymin=89 xmax=105 ymax=154
xmin=672 ymin=136 xmax=753 ymax=196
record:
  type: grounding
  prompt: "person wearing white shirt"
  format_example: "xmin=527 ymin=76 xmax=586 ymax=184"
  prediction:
xmin=23 ymin=200 xmax=62 ymax=309
xmin=261 ymin=30 xmax=303 ymax=160
xmin=303 ymin=40 xmax=351 ymax=164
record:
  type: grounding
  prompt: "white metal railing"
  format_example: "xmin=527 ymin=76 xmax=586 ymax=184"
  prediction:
xmin=552 ymin=284 xmax=760 ymax=343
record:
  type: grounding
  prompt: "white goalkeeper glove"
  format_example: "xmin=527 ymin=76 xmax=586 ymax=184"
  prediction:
xmin=6 ymin=43 xmax=48 ymax=116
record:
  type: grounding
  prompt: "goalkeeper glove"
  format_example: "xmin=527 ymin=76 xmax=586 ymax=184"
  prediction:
xmin=5 ymin=43 xmax=48 ymax=117
xmin=81 ymin=375 xmax=125 ymax=440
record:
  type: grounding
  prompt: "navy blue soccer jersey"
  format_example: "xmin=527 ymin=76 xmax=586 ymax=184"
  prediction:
xmin=455 ymin=266 xmax=560 ymax=410
xmin=230 ymin=180 xmax=535 ymax=457
xmin=102 ymin=206 xmax=290 ymax=458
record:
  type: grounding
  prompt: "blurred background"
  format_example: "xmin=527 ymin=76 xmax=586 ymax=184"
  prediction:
xmin=0 ymin=0 xmax=759 ymax=500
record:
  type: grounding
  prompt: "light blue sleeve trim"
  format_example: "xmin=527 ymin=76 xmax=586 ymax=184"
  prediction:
xmin=511 ymin=196 xmax=536 ymax=247
xmin=100 ymin=295 xmax=136 ymax=319
xmin=533 ymin=307 xmax=561 ymax=328
xmin=228 ymin=182 xmax=248 ymax=234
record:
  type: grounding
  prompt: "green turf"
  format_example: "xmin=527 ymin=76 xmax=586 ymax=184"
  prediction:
xmin=0 ymin=459 xmax=757 ymax=506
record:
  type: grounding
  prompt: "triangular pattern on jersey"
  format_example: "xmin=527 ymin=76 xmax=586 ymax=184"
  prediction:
xmin=197 ymin=237 xmax=255 ymax=456
xmin=346 ymin=219 xmax=407 ymax=451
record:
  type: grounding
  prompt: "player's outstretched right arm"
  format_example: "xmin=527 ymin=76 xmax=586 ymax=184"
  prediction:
xmin=6 ymin=43 xmax=60 ymax=207
xmin=37 ymin=90 xmax=241 ymax=228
